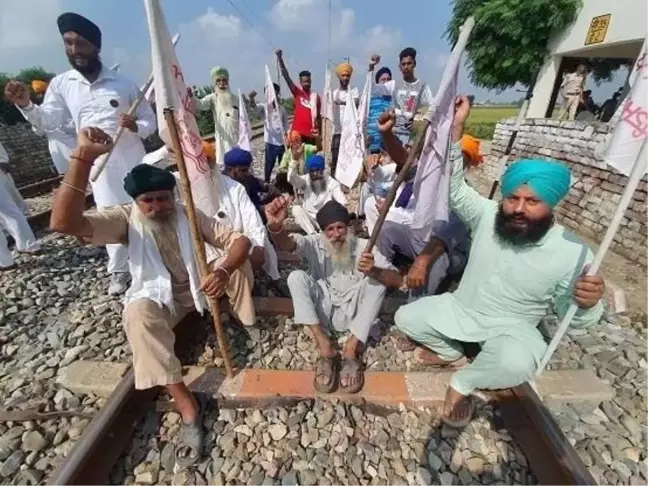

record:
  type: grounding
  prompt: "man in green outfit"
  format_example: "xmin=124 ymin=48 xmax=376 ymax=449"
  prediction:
xmin=381 ymin=96 xmax=606 ymax=428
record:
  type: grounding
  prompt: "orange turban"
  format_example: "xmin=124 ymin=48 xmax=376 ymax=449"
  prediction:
xmin=335 ymin=62 xmax=353 ymax=78
xmin=31 ymin=80 xmax=49 ymax=94
xmin=286 ymin=130 xmax=302 ymax=145
xmin=202 ymin=141 xmax=215 ymax=161
xmin=461 ymin=135 xmax=483 ymax=167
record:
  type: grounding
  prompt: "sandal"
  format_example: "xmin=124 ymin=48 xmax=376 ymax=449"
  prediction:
xmin=339 ymin=358 xmax=365 ymax=394
xmin=314 ymin=356 xmax=338 ymax=393
xmin=441 ymin=396 xmax=473 ymax=428
xmin=414 ymin=348 xmax=469 ymax=368
xmin=175 ymin=405 xmax=204 ymax=468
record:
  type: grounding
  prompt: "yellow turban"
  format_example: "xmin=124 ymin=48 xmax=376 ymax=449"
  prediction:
xmin=202 ymin=141 xmax=216 ymax=161
xmin=335 ymin=63 xmax=353 ymax=78
xmin=461 ymin=135 xmax=483 ymax=167
xmin=31 ymin=80 xmax=49 ymax=94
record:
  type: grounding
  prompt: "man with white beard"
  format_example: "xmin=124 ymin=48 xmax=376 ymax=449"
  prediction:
xmin=266 ymin=198 xmax=402 ymax=394
xmin=50 ymin=127 xmax=254 ymax=465
xmin=190 ymin=67 xmax=239 ymax=168
xmin=288 ymin=151 xmax=347 ymax=235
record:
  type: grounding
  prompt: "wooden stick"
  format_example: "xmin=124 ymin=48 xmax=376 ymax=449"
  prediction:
xmin=90 ymin=74 xmax=155 ymax=182
xmin=364 ymin=120 xmax=430 ymax=252
xmin=163 ymin=108 xmax=234 ymax=379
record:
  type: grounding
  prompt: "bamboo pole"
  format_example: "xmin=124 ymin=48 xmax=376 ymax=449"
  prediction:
xmin=364 ymin=119 xmax=430 ymax=251
xmin=163 ymin=108 xmax=234 ymax=379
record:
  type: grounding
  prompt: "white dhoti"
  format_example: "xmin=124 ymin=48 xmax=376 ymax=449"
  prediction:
xmin=364 ymin=195 xmax=414 ymax=235
xmin=0 ymin=171 xmax=40 ymax=267
xmin=292 ymin=205 xmax=319 ymax=235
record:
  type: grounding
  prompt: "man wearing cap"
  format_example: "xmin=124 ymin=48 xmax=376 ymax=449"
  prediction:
xmin=266 ymin=197 xmax=402 ymax=394
xmin=331 ymin=62 xmax=360 ymax=175
xmin=189 ymin=67 xmax=239 ymax=168
xmin=394 ymin=96 xmax=606 ymax=428
xmin=50 ymin=127 xmax=253 ymax=464
xmin=5 ymin=12 xmax=157 ymax=296
xmin=288 ymin=151 xmax=347 ymax=235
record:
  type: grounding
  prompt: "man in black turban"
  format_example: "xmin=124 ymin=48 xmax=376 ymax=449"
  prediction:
xmin=265 ymin=196 xmax=403 ymax=395
xmin=57 ymin=12 xmax=103 ymax=78
xmin=50 ymin=127 xmax=255 ymax=466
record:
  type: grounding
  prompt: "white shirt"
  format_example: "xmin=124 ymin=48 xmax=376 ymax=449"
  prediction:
xmin=332 ymin=87 xmax=360 ymax=134
xmin=253 ymin=102 xmax=289 ymax=146
xmin=288 ymin=162 xmax=348 ymax=217
xmin=31 ymin=120 xmax=77 ymax=174
xmin=18 ymin=66 xmax=156 ymax=206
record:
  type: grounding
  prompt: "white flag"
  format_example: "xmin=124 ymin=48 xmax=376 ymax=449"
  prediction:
xmin=410 ymin=17 xmax=475 ymax=244
xmin=322 ymin=66 xmax=334 ymax=121
xmin=109 ymin=62 xmax=121 ymax=72
xmin=358 ymin=71 xmax=372 ymax=135
xmin=143 ymin=0 xmax=218 ymax=218
xmin=335 ymin=90 xmax=365 ymax=188
xmin=264 ymin=65 xmax=285 ymax=136
xmin=604 ymin=37 xmax=647 ymax=176
xmin=143 ymin=33 xmax=180 ymax=103
xmin=237 ymin=90 xmax=252 ymax=151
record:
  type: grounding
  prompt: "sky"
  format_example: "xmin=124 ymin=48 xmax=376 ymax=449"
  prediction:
xmin=0 ymin=0 xmax=624 ymax=104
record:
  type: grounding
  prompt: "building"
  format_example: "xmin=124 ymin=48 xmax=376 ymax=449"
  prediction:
xmin=527 ymin=0 xmax=646 ymax=118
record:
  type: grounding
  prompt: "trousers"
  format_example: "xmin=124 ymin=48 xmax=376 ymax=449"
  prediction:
xmin=264 ymin=143 xmax=285 ymax=183
xmin=0 ymin=171 xmax=39 ymax=267
xmin=559 ymin=94 xmax=580 ymax=121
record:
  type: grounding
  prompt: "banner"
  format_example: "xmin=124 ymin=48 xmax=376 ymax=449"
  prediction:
xmin=604 ymin=37 xmax=647 ymax=177
xmin=238 ymin=89 xmax=252 ymax=151
xmin=143 ymin=33 xmax=180 ymax=103
xmin=322 ymin=66 xmax=334 ymax=121
xmin=264 ymin=65 xmax=285 ymax=136
xmin=358 ymin=70 xmax=372 ymax=135
xmin=410 ymin=17 xmax=475 ymax=243
xmin=335 ymin=89 xmax=365 ymax=188
xmin=143 ymin=0 xmax=218 ymax=217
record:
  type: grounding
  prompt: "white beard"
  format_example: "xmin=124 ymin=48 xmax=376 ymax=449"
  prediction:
xmin=324 ymin=234 xmax=356 ymax=274
xmin=215 ymin=89 xmax=234 ymax=114
xmin=132 ymin=204 xmax=182 ymax=264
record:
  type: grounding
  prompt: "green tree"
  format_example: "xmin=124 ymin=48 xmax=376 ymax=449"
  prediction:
xmin=0 ymin=66 xmax=56 ymax=125
xmin=16 ymin=66 xmax=55 ymax=86
xmin=445 ymin=0 xmax=630 ymax=92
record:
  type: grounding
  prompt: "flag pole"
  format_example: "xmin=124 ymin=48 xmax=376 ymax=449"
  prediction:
xmin=537 ymin=138 xmax=647 ymax=374
xmin=163 ymin=108 xmax=235 ymax=379
xmin=364 ymin=119 xmax=430 ymax=252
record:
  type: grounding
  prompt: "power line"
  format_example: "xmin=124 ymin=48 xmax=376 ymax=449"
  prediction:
xmin=225 ymin=0 xmax=277 ymax=50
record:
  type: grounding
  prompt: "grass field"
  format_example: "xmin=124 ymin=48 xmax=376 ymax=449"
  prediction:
xmin=464 ymin=105 xmax=518 ymax=139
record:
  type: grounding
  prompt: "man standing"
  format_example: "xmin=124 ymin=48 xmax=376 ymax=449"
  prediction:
xmin=0 ymin=141 xmax=40 ymax=270
xmin=190 ymin=67 xmax=239 ymax=168
xmin=4 ymin=12 xmax=157 ymax=296
xmin=276 ymin=49 xmax=320 ymax=146
xmin=331 ymin=62 xmax=359 ymax=175
xmin=393 ymin=47 xmax=433 ymax=145
xmin=288 ymin=152 xmax=347 ymax=235
xmin=559 ymin=63 xmax=587 ymax=121
xmin=266 ymin=198 xmax=401 ymax=394
xmin=248 ymin=84 xmax=289 ymax=183
xmin=50 ymin=127 xmax=253 ymax=465
xmin=395 ymin=96 xmax=605 ymax=428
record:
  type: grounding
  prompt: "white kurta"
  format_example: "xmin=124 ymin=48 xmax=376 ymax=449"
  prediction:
xmin=18 ymin=66 xmax=156 ymax=207
xmin=193 ymin=92 xmax=239 ymax=168
xmin=32 ymin=120 xmax=77 ymax=175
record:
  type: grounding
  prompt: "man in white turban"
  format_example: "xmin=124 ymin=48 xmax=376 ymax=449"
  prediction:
xmin=190 ymin=67 xmax=239 ymax=168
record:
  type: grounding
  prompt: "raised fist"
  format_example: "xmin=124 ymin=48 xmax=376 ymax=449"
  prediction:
xmin=4 ymin=80 xmax=30 ymax=108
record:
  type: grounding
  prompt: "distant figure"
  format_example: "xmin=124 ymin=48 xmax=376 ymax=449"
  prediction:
xmin=559 ymin=64 xmax=587 ymax=121
xmin=598 ymin=92 xmax=620 ymax=122
xmin=575 ymin=89 xmax=597 ymax=121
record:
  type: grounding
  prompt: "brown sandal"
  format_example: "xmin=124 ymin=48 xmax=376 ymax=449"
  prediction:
xmin=339 ymin=358 xmax=365 ymax=394
xmin=314 ymin=356 xmax=338 ymax=393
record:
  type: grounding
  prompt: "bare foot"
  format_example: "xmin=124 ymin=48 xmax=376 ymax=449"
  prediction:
xmin=442 ymin=386 xmax=472 ymax=427
xmin=415 ymin=348 xmax=466 ymax=367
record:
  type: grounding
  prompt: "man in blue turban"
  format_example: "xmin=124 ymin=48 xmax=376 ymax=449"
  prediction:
xmin=287 ymin=151 xmax=347 ymax=234
xmin=393 ymin=96 xmax=606 ymax=429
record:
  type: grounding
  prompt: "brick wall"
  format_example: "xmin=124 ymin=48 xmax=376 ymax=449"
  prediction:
xmin=0 ymin=123 xmax=58 ymax=186
xmin=480 ymin=118 xmax=647 ymax=266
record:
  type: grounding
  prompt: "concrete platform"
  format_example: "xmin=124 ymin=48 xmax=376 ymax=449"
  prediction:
xmin=59 ymin=360 xmax=614 ymax=411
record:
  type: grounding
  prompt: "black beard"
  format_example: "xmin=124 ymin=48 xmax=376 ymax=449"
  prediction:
xmin=311 ymin=178 xmax=327 ymax=194
xmin=494 ymin=205 xmax=554 ymax=246
xmin=67 ymin=54 xmax=102 ymax=76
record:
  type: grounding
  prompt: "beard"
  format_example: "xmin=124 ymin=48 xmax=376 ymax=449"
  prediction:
xmin=132 ymin=204 xmax=183 ymax=263
xmin=215 ymin=90 xmax=234 ymax=113
xmin=67 ymin=53 xmax=102 ymax=76
xmin=324 ymin=234 xmax=356 ymax=274
xmin=310 ymin=178 xmax=327 ymax=195
xmin=494 ymin=205 xmax=554 ymax=246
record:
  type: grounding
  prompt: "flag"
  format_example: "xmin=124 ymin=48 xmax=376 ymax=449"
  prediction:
xmin=358 ymin=70 xmax=372 ymax=136
xmin=335 ymin=88 xmax=365 ymax=188
xmin=410 ymin=17 xmax=475 ymax=244
xmin=143 ymin=0 xmax=218 ymax=217
xmin=322 ymin=66 xmax=334 ymax=121
xmin=264 ymin=65 xmax=285 ymax=137
xmin=604 ymin=37 xmax=647 ymax=177
xmin=238 ymin=89 xmax=252 ymax=151
xmin=109 ymin=62 xmax=121 ymax=72
xmin=143 ymin=33 xmax=180 ymax=103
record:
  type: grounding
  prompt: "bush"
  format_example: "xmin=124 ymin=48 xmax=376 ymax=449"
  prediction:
xmin=464 ymin=121 xmax=497 ymax=140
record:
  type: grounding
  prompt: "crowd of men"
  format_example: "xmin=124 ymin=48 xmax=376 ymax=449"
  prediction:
xmin=2 ymin=11 xmax=608 ymax=464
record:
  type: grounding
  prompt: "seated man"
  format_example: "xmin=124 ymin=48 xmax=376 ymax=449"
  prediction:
xmin=394 ymin=96 xmax=605 ymax=428
xmin=275 ymin=131 xmax=319 ymax=196
xmin=50 ymin=127 xmax=254 ymax=464
xmin=288 ymin=152 xmax=347 ymax=235
xmin=266 ymin=198 xmax=402 ymax=394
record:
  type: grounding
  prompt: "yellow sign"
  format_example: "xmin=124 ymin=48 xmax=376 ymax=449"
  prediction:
xmin=585 ymin=14 xmax=611 ymax=45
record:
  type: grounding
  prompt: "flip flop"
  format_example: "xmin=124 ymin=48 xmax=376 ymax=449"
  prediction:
xmin=175 ymin=404 xmax=204 ymax=468
xmin=441 ymin=396 xmax=474 ymax=429
xmin=314 ymin=356 xmax=338 ymax=394
xmin=414 ymin=348 xmax=469 ymax=368
xmin=339 ymin=358 xmax=365 ymax=394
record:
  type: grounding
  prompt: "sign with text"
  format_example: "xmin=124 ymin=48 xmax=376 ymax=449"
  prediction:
xmin=585 ymin=14 xmax=611 ymax=45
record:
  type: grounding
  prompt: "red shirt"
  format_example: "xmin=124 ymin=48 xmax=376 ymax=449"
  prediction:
xmin=291 ymin=85 xmax=320 ymax=138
